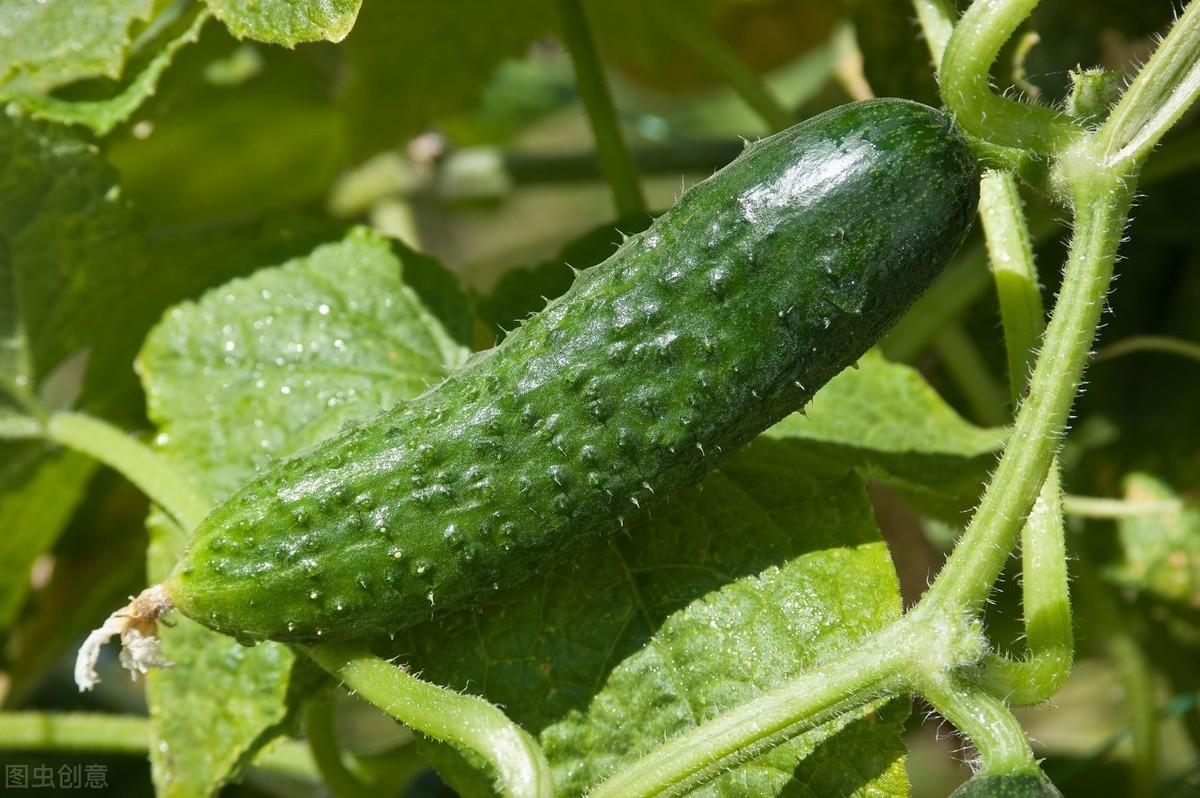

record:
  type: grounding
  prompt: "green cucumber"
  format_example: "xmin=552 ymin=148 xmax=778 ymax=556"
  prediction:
xmin=166 ymin=98 xmax=979 ymax=642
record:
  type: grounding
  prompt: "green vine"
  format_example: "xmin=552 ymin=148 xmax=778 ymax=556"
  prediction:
xmin=553 ymin=0 xmax=647 ymax=217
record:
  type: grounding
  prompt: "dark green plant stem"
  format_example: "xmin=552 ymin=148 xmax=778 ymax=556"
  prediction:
xmin=648 ymin=0 xmax=793 ymax=131
xmin=304 ymin=690 xmax=375 ymax=798
xmin=0 ymin=712 xmax=319 ymax=780
xmin=931 ymin=323 xmax=1009 ymax=427
xmin=554 ymin=0 xmax=647 ymax=217
xmin=305 ymin=645 xmax=553 ymax=798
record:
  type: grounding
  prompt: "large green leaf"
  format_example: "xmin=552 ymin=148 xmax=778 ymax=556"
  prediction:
xmin=205 ymin=0 xmax=361 ymax=46
xmin=139 ymin=227 xmax=468 ymax=494
xmin=138 ymin=228 xmax=469 ymax=795
xmin=393 ymin=439 xmax=908 ymax=796
xmin=6 ymin=9 xmax=209 ymax=136
xmin=769 ymin=350 xmax=1006 ymax=513
xmin=0 ymin=0 xmax=155 ymax=92
xmin=0 ymin=114 xmax=147 ymax=396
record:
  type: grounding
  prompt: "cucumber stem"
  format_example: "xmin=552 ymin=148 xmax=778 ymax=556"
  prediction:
xmin=979 ymin=171 xmax=1043 ymax=403
xmin=939 ymin=0 xmax=1081 ymax=155
xmin=554 ymin=0 xmax=647 ymax=218
xmin=1095 ymin=0 xmax=1200 ymax=168
xmin=588 ymin=625 xmax=909 ymax=798
xmin=974 ymin=169 xmax=1073 ymax=706
xmin=919 ymin=676 xmax=1039 ymax=776
xmin=919 ymin=164 xmax=1134 ymax=616
xmin=305 ymin=645 xmax=554 ymax=798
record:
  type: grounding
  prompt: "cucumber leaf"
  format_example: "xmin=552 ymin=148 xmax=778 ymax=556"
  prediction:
xmin=0 ymin=114 xmax=147 ymax=396
xmin=769 ymin=350 xmax=1006 ymax=514
xmin=0 ymin=0 xmax=156 ymax=93
xmin=138 ymin=228 xmax=469 ymax=795
xmin=6 ymin=9 xmax=209 ymax=136
xmin=205 ymin=0 xmax=361 ymax=46
xmin=392 ymin=438 xmax=908 ymax=796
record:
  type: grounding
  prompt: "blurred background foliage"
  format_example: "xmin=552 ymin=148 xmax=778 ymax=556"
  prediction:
xmin=1 ymin=0 xmax=1198 ymax=795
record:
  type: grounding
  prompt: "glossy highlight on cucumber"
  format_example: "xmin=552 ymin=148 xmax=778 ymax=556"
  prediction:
xmin=166 ymin=98 xmax=980 ymax=643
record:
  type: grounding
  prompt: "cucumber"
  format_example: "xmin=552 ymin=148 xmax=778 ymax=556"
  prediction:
xmin=166 ymin=99 xmax=979 ymax=642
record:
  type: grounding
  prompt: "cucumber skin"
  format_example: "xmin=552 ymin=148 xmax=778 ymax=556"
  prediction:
xmin=168 ymin=99 xmax=979 ymax=643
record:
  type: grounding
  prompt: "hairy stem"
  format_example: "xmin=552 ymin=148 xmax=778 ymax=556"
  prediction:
xmin=1096 ymin=0 xmax=1200 ymax=168
xmin=939 ymin=0 xmax=1079 ymax=154
xmin=305 ymin=690 xmax=375 ymax=798
xmin=43 ymin=411 xmax=209 ymax=532
xmin=919 ymin=166 xmax=1133 ymax=617
xmin=975 ymin=466 xmax=1073 ymax=705
xmin=589 ymin=627 xmax=909 ymax=798
xmin=305 ymin=645 xmax=553 ymax=798
xmin=554 ymin=0 xmax=647 ymax=217
xmin=975 ymin=168 xmax=1073 ymax=705
xmin=0 ymin=712 xmax=318 ymax=780
xmin=920 ymin=676 xmax=1039 ymax=775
